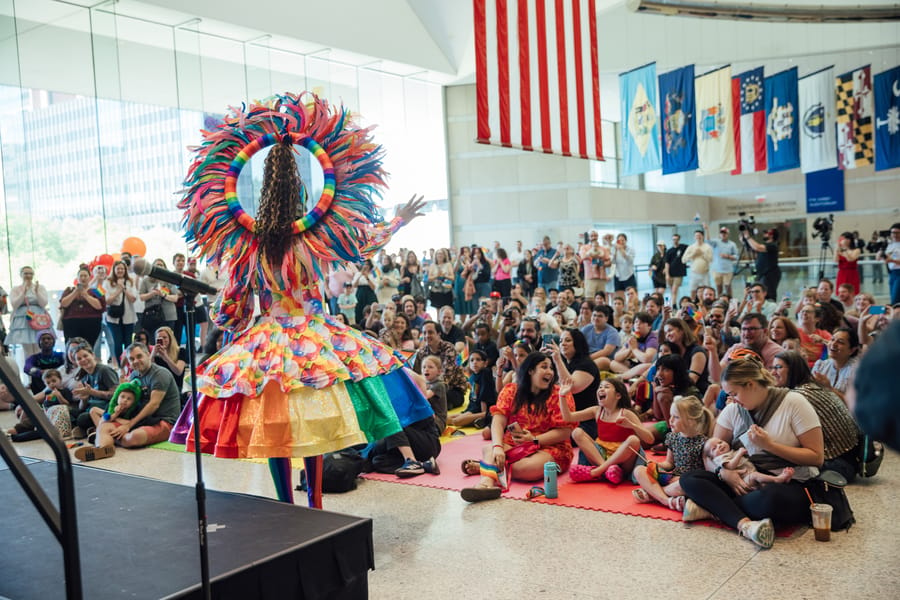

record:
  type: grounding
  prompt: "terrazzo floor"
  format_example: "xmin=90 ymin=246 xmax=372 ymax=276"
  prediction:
xmin=2 ymin=409 xmax=897 ymax=600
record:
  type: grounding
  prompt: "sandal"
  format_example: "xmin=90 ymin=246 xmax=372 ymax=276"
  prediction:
xmin=460 ymin=459 xmax=480 ymax=476
xmin=667 ymin=496 xmax=686 ymax=511
xmin=632 ymin=488 xmax=653 ymax=503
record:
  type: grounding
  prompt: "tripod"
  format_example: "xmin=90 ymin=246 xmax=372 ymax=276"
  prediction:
xmin=734 ymin=234 xmax=756 ymax=282
xmin=816 ymin=239 xmax=833 ymax=281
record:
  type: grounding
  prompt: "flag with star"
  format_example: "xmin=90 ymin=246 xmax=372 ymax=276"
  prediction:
xmin=620 ymin=62 xmax=661 ymax=176
xmin=731 ymin=67 xmax=766 ymax=174
xmin=658 ymin=64 xmax=698 ymax=174
xmin=874 ymin=65 xmax=900 ymax=171
xmin=799 ymin=66 xmax=838 ymax=173
xmin=765 ymin=67 xmax=800 ymax=173
xmin=836 ymin=65 xmax=874 ymax=169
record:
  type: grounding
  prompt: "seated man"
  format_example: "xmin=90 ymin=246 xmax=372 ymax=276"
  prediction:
xmin=438 ymin=305 xmax=466 ymax=354
xmin=609 ymin=311 xmax=658 ymax=379
xmin=74 ymin=342 xmax=181 ymax=461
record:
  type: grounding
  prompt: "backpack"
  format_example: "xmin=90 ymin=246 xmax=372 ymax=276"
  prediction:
xmin=806 ymin=470 xmax=855 ymax=531
xmin=321 ymin=447 xmax=366 ymax=493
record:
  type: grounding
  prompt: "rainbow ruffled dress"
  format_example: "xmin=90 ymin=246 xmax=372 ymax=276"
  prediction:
xmin=171 ymin=287 xmax=433 ymax=458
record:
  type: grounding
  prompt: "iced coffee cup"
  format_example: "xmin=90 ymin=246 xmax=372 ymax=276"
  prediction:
xmin=810 ymin=503 xmax=832 ymax=541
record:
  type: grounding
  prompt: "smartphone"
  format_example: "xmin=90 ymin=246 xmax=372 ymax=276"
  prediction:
xmin=506 ymin=422 xmax=523 ymax=433
xmin=542 ymin=334 xmax=553 ymax=346
xmin=783 ymin=291 xmax=791 ymax=300
xmin=664 ymin=295 xmax=670 ymax=306
xmin=869 ymin=305 xmax=886 ymax=315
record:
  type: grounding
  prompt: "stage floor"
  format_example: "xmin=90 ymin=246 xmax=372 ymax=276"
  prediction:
xmin=0 ymin=460 xmax=373 ymax=600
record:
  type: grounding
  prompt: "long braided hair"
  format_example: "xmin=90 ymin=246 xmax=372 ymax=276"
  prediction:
xmin=256 ymin=140 xmax=302 ymax=269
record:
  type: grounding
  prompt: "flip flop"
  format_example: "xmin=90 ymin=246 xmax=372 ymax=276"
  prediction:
xmin=668 ymin=496 xmax=686 ymax=511
xmin=460 ymin=459 xmax=480 ymax=476
xmin=74 ymin=445 xmax=115 ymax=462
xmin=460 ymin=486 xmax=502 ymax=503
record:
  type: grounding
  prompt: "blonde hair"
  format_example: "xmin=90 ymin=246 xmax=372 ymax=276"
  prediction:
xmin=154 ymin=326 xmax=180 ymax=363
xmin=671 ymin=395 xmax=715 ymax=437
xmin=422 ymin=355 xmax=442 ymax=373
xmin=721 ymin=356 xmax=775 ymax=388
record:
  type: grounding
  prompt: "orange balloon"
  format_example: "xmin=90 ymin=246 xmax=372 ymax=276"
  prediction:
xmin=112 ymin=253 xmax=122 ymax=262
xmin=121 ymin=237 xmax=147 ymax=257
xmin=97 ymin=253 xmax=114 ymax=270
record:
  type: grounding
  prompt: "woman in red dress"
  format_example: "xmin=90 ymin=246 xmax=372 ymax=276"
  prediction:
xmin=835 ymin=232 xmax=861 ymax=295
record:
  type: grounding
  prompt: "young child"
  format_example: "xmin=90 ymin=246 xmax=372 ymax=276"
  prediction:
xmin=632 ymin=395 xmax=715 ymax=510
xmin=447 ymin=349 xmax=497 ymax=433
xmin=558 ymin=377 xmax=655 ymax=484
xmin=420 ymin=355 xmax=448 ymax=434
xmin=337 ymin=282 xmax=357 ymax=325
xmin=74 ymin=381 xmax=142 ymax=462
xmin=7 ymin=368 xmax=74 ymax=441
xmin=703 ymin=437 xmax=795 ymax=489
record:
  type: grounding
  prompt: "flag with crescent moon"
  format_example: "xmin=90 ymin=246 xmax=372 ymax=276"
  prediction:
xmin=874 ymin=65 xmax=900 ymax=171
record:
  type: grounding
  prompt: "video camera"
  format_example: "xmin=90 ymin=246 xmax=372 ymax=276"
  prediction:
xmin=737 ymin=212 xmax=756 ymax=234
xmin=812 ymin=214 xmax=834 ymax=242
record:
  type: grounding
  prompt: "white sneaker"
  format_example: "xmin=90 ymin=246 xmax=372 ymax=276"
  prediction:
xmin=740 ymin=518 xmax=775 ymax=549
xmin=682 ymin=499 xmax=714 ymax=522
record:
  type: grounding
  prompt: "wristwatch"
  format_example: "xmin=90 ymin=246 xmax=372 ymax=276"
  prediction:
xmin=533 ymin=437 xmax=540 ymax=447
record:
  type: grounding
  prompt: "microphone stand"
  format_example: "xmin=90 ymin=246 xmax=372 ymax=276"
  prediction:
xmin=181 ymin=289 xmax=211 ymax=600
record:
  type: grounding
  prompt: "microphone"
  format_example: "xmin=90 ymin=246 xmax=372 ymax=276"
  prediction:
xmin=132 ymin=258 xmax=218 ymax=296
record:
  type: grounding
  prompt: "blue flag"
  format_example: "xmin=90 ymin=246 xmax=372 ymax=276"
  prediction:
xmin=765 ymin=67 xmax=800 ymax=173
xmin=620 ymin=63 xmax=662 ymax=176
xmin=874 ymin=66 xmax=900 ymax=171
xmin=658 ymin=65 xmax=698 ymax=174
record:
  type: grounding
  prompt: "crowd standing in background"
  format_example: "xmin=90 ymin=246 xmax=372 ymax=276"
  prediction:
xmin=1 ymin=223 xmax=898 ymax=547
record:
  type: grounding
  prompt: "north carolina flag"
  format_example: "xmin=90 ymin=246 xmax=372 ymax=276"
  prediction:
xmin=836 ymin=65 xmax=874 ymax=169
xmin=874 ymin=65 xmax=900 ymax=171
xmin=695 ymin=65 xmax=735 ymax=175
xmin=474 ymin=0 xmax=603 ymax=160
xmin=731 ymin=67 xmax=766 ymax=174
xmin=620 ymin=62 xmax=662 ymax=176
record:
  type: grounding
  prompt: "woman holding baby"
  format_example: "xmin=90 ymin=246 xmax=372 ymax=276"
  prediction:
xmin=679 ymin=356 xmax=824 ymax=549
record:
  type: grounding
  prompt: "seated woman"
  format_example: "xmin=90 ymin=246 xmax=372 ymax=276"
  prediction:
xmin=770 ymin=350 xmax=862 ymax=481
xmin=652 ymin=353 xmax=699 ymax=423
xmin=679 ymin=357 xmax=824 ymax=549
xmin=379 ymin=312 xmax=416 ymax=352
xmin=549 ymin=328 xmax=599 ymax=441
xmin=71 ymin=344 xmax=119 ymax=438
xmin=768 ymin=316 xmax=801 ymax=351
xmin=460 ymin=351 xmax=576 ymax=502
xmin=811 ymin=327 xmax=859 ymax=405
xmin=151 ymin=326 xmax=187 ymax=391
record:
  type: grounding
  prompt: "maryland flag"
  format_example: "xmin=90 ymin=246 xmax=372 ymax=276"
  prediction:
xmin=836 ymin=66 xmax=874 ymax=169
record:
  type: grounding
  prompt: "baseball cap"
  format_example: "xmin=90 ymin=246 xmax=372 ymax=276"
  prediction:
xmin=490 ymin=291 xmax=501 ymax=299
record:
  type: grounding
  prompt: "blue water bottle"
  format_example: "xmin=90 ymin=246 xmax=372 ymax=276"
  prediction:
xmin=543 ymin=461 xmax=560 ymax=499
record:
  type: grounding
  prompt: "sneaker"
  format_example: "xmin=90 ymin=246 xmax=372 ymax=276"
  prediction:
xmin=422 ymin=457 xmax=441 ymax=475
xmin=74 ymin=445 xmax=115 ymax=462
xmin=739 ymin=518 xmax=775 ymax=549
xmin=472 ymin=417 xmax=485 ymax=429
xmin=72 ymin=426 xmax=86 ymax=440
xmin=682 ymin=499 xmax=714 ymax=522
xmin=394 ymin=458 xmax=426 ymax=478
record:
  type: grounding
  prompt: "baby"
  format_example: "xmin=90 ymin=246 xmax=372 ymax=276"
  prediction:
xmin=703 ymin=437 xmax=794 ymax=489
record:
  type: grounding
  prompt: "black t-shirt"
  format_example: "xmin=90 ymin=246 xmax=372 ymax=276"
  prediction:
xmin=440 ymin=325 xmax=466 ymax=346
xmin=474 ymin=339 xmax=500 ymax=368
xmin=665 ymin=244 xmax=688 ymax=277
xmin=154 ymin=347 xmax=189 ymax=391
xmin=754 ymin=241 xmax=779 ymax=276
xmin=565 ymin=355 xmax=600 ymax=413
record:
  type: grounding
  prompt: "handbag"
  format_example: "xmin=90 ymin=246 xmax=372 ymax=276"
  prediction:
xmin=107 ymin=299 xmax=125 ymax=319
xmin=26 ymin=309 xmax=52 ymax=331
xmin=805 ymin=470 xmax=855 ymax=531
xmin=857 ymin=434 xmax=884 ymax=478
xmin=142 ymin=303 xmax=163 ymax=320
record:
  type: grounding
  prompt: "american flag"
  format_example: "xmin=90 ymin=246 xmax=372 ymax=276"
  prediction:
xmin=474 ymin=0 xmax=603 ymax=160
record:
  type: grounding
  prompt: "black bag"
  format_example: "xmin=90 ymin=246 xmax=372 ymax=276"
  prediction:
xmin=321 ymin=447 xmax=366 ymax=493
xmin=142 ymin=303 xmax=163 ymax=321
xmin=107 ymin=301 xmax=125 ymax=319
xmin=806 ymin=470 xmax=855 ymax=531
xmin=857 ymin=435 xmax=884 ymax=478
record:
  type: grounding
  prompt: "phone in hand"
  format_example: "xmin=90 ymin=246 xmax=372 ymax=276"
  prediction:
xmin=506 ymin=422 xmax=523 ymax=433
xmin=869 ymin=305 xmax=886 ymax=315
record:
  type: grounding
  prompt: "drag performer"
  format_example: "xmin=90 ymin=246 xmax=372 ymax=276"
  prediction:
xmin=171 ymin=92 xmax=434 ymax=507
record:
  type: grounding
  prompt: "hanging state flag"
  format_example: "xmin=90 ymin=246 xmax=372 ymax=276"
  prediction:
xmin=658 ymin=65 xmax=698 ymax=175
xmin=798 ymin=67 xmax=838 ymax=173
xmin=620 ymin=62 xmax=661 ymax=176
xmin=731 ymin=67 xmax=766 ymax=174
xmin=695 ymin=65 xmax=735 ymax=174
xmin=836 ymin=65 xmax=874 ymax=169
xmin=473 ymin=0 xmax=603 ymax=160
xmin=874 ymin=65 xmax=900 ymax=171
xmin=764 ymin=67 xmax=800 ymax=173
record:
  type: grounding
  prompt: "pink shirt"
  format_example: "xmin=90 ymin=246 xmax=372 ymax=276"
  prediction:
xmin=493 ymin=258 xmax=512 ymax=281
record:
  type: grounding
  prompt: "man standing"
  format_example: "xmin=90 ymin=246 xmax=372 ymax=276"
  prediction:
xmin=579 ymin=231 xmax=610 ymax=300
xmin=683 ymin=229 xmax=713 ymax=297
xmin=509 ymin=240 xmax=525 ymax=287
xmin=742 ymin=227 xmax=781 ymax=300
xmin=534 ymin=236 xmax=560 ymax=291
xmin=611 ymin=233 xmax=637 ymax=297
xmin=413 ymin=321 xmax=468 ymax=410
xmin=580 ymin=305 xmax=620 ymax=371
xmin=664 ymin=233 xmax=688 ymax=305
xmin=707 ymin=226 xmax=739 ymax=297
xmin=884 ymin=223 xmax=900 ymax=305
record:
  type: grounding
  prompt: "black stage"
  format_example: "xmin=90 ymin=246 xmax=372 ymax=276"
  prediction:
xmin=0 ymin=460 xmax=373 ymax=599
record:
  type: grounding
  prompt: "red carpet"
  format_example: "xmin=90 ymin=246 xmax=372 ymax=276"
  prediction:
xmin=361 ymin=433 xmax=801 ymax=536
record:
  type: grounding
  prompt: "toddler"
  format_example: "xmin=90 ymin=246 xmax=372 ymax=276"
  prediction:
xmin=703 ymin=437 xmax=795 ymax=489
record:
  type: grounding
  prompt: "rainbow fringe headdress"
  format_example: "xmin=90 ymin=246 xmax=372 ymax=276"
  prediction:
xmin=179 ymin=92 xmax=398 ymax=331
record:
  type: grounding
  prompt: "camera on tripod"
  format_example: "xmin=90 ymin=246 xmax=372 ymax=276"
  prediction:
xmin=812 ymin=214 xmax=834 ymax=242
xmin=737 ymin=212 xmax=756 ymax=234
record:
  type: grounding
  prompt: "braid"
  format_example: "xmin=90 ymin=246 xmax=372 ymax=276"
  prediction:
xmin=256 ymin=142 xmax=302 ymax=269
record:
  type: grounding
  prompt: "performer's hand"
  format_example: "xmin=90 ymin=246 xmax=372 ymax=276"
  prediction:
xmin=396 ymin=194 xmax=425 ymax=223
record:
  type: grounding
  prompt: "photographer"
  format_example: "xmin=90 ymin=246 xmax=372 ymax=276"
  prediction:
xmin=885 ymin=223 xmax=900 ymax=305
xmin=867 ymin=231 xmax=887 ymax=284
xmin=741 ymin=227 xmax=781 ymax=300
xmin=835 ymin=232 xmax=862 ymax=295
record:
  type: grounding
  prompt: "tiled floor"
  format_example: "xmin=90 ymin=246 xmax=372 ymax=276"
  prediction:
xmin=3 ymin=409 xmax=898 ymax=600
